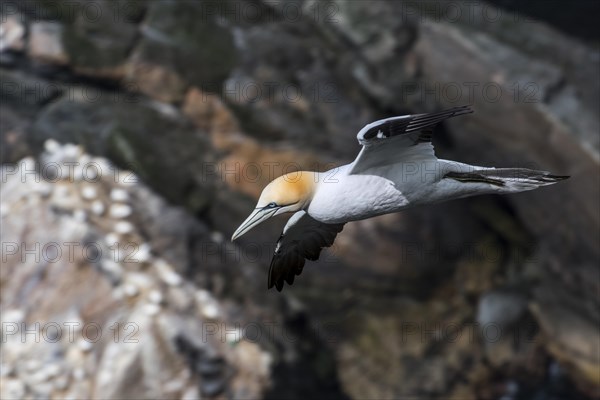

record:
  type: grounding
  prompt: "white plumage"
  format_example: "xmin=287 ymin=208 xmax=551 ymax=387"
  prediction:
xmin=231 ymin=105 xmax=568 ymax=291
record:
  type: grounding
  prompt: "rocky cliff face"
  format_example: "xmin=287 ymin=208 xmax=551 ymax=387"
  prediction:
xmin=1 ymin=144 xmax=273 ymax=399
xmin=1 ymin=1 xmax=598 ymax=399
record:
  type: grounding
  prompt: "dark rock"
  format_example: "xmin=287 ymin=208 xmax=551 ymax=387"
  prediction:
xmin=200 ymin=377 xmax=226 ymax=397
xmin=30 ymin=91 xmax=216 ymax=213
xmin=61 ymin=0 xmax=142 ymax=78
xmin=0 ymin=104 xmax=32 ymax=164
xmin=125 ymin=0 xmax=237 ymax=101
xmin=217 ymin=12 xmax=376 ymax=159
xmin=0 ymin=69 xmax=63 ymax=109
xmin=306 ymin=0 xmax=420 ymax=108
xmin=0 ymin=69 xmax=62 ymax=164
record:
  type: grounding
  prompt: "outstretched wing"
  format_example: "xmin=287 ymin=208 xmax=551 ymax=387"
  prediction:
xmin=268 ymin=211 xmax=344 ymax=291
xmin=350 ymin=105 xmax=473 ymax=174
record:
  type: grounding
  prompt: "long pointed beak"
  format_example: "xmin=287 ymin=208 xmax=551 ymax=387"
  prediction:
xmin=231 ymin=207 xmax=277 ymax=241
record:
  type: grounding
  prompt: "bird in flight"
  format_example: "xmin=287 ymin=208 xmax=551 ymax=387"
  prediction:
xmin=231 ymin=105 xmax=568 ymax=291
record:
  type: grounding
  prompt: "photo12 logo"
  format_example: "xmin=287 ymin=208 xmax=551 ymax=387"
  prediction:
xmin=1 ymin=157 xmax=139 ymax=185
xmin=1 ymin=320 xmax=139 ymax=345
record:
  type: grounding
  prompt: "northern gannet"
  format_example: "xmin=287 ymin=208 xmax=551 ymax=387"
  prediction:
xmin=231 ymin=105 xmax=568 ymax=291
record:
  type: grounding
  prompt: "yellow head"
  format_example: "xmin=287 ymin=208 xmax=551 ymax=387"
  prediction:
xmin=231 ymin=171 xmax=317 ymax=240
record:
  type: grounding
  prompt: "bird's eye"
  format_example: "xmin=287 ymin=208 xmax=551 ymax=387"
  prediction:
xmin=267 ymin=202 xmax=277 ymax=208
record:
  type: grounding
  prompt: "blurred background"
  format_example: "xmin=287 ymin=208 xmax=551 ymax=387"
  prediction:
xmin=1 ymin=0 xmax=598 ymax=399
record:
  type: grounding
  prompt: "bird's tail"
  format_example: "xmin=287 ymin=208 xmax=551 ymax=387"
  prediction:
xmin=445 ymin=168 xmax=569 ymax=193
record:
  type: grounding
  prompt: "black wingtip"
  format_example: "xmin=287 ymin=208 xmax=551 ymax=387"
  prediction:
xmin=450 ymin=104 xmax=474 ymax=116
xmin=267 ymin=278 xmax=285 ymax=292
xmin=547 ymin=174 xmax=570 ymax=181
xmin=285 ymin=274 xmax=295 ymax=285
